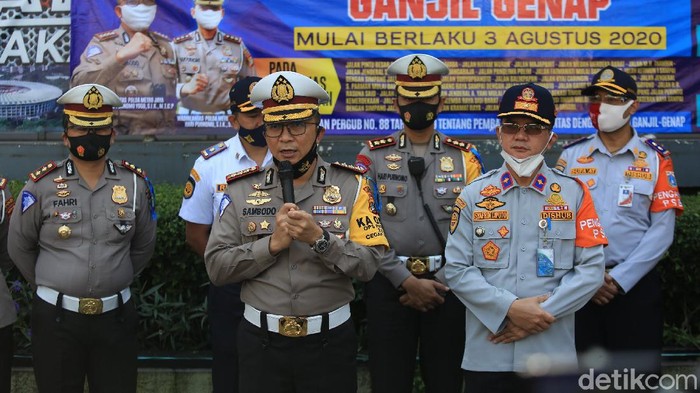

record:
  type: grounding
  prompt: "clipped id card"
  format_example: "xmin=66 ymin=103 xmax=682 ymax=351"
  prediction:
xmin=536 ymin=248 xmax=555 ymax=277
xmin=618 ymin=184 xmax=634 ymax=207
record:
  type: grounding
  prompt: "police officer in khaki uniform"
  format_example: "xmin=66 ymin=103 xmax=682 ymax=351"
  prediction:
xmin=0 ymin=180 xmax=16 ymax=393
xmin=356 ymin=54 xmax=483 ymax=393
xmin=8 ymin=84 xmax=157 ymax=393
xmin=205 ymin=71 xmax=388 ymax=393
xmin=71 ymin=0 xmax=177 ymax=135
xmin=174 ymin=0 xmax=256 ymax=114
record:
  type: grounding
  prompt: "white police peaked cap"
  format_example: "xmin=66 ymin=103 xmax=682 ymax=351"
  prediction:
xmin=387 ymin=54 xmax=449 ymax=99
xmin=250 ymin=71 xmax=330 ymax=123
xmin=57 ymin=84 xmax=123 ymax=128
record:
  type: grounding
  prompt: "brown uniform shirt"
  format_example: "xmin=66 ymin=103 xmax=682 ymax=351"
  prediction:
xmin=71 ymin=26 xmax=178 ymax=135
xmin=204 ymin=158 xmax=388 ymax=316
xmin=357 ymin=131 xmax=483 ymax=287
xmin=8 ymin=159 xmax=157 ymax=298
xmin=174 ymin=30 xmax=255 ymax=113
xmin=0 ymin=181 xmax=17 ymax=328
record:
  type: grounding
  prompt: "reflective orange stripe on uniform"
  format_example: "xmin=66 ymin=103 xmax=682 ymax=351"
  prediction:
xmin=349 ymin=176 xmax=389 ymax=248
xmin=574 ymin=178 xmax=608 ymax=248
xmin=650 ymin=156 xmax=684 ymax=215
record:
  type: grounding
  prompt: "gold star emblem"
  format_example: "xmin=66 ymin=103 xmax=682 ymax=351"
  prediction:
xmin=260 ymin=220 xmax=270 ymax=230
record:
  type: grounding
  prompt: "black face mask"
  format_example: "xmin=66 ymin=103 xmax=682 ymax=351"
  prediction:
xmin=66 ymin=133 xmax=112 ymax=161
xmin=273 ymin=142 xmax=318 ymax=179
xmin=398 ymin=101 xmax=440 ymax=131
xmin=238 ymin=124 xmax=267 ymax=147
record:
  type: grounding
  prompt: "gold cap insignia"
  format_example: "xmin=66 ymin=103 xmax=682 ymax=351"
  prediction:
xmin=83 ymin=86 xmax=104 ymax=110
xmin=407 ymin=56 xmax=427 ymax=79
xmin=600 ymin=68 xmax=615 ymax=82
xmin=271 ymin=75 xmax=294 ymax=103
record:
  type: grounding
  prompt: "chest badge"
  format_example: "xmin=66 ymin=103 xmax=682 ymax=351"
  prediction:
xmin=112 ymin=185 xmax=128 ymax=205
xmin=56 ymin=190 xmax=71 ymax=198
xmin=323 ymin=185 xmax=342 ymax=205
xmin=440 ymin=156 xmax=454 ymax=172
xmin=387 ymin=163 xmax=401 ymax=171
xmin=246 ymin=198 xmax=271 ymax=206
xmin=58 ymin=225 xmax=72 ymax=239
xmin=385 ymin=202 xmax=397 ymax=216
xmin=385 ymin=154 xmax=402 ymax=162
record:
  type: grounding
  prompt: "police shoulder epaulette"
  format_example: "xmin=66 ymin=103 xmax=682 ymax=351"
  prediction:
xmin=120 ymin=160 xmax=147 ymax=178
xmin=226 ymin=166 xmax=260 ymax=183
xmin=0 ymin=177 xmax=6 ymax=190
xmin=644 ymin=138 xmax=671 ymax=158
xmin=331 ymin=162 xmax=368 ymax=174
xmin=443 ymin=137 xmax=473 ymax=153
xmin=223 ymin=34 xmax=241 ymax=44
xmin=200 ymin=142 xmax=228 ymax=159
xmin=95 ymin=30 xmax=118 ymax=42
xmin=471 ymin=168 xmax=499 ymax=183
xmin=367 ymin=136 xmax=396 ymax=150
xmin=29 ymin=161 xmax=58 ymax=182
xmin=563 ymin=135 xmax=593 ymax=149
xmin=150 ymin=31 xmax=171 ymax=41
xmin=174 ymin=32 xmax=194 ymax=44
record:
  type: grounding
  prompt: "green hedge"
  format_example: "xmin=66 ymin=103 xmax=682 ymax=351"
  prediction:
xmin=4 ymin=182 xmax=700 ymax=353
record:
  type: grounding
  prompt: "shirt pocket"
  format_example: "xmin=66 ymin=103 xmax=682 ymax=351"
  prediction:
xmin=160 ymin=59 xmax=177 ymax=80
xmin=621 ymin=179 xmax=653 ymax=212
xmin=314 ymin=216 xmax=349 ymax=240
xmin=539 ymin=222 xmax=576 ymax=270
xmin=105 ymin=207 xmax=136 ymax=245
xmin=42 ymin=209 xmax=83 ymax=247
xmin=473 ymin=223 xmax=510 ymax=269
xmin=379 ymin=181 xmax=408 ymax=223
xmin=238 ymin=216 xmax=275 ymax=243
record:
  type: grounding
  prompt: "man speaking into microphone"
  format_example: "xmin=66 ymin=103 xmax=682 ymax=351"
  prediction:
xmin=204 ymin=71 xmax=388 ymax=393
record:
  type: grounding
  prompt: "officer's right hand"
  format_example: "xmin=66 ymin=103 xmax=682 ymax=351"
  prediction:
xmin=506 ymin=295 xmax=555 ymax=334
xmin=116 ymin=32 xmax=153 ymax=62
xmin=399 ymin=276 xmax=449 ymax=312
xmin=180 ymin=74 xmax=209 ymax=96
xmin=268 ymin=203 xmax=295 ymax=255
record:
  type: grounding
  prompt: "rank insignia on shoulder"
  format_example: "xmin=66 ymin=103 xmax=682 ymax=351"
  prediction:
xmin=0 ymin=178 xmax=6 ymax=190
xmin=563 ymin=135 xmax=593 ymax=149
xmin=331 ymin=162 xmax=368 ymax=174
xmin=644 ymin=138 xmax=671 ymax=157
xmin=29 ymin=161 xmax=58 ymax=182
xmin=150 ymin=31 xmax=171 ymax=41
xmin=223 ymin=34 xmax=242 ymax=43
xmin=174 ymin=33 xmax=194 ymax=44
xmin=95 ymin=30 xmax=118 ymax=41
xmin=443 ymin=137 xmax=473 ymax=153
xmin=367 ymin=136 xmax=396 ymax=150
xmin=200 ymin=142 xmax=228 ymax=159
xmin=226 ymin=166 xmax=260 ymax=183
xmin=120 ymin=161 xmax=147 ymax=178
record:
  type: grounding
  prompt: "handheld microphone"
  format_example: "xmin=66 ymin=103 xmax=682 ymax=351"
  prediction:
xmin=278 ymin=160 xmax=295 ymax=203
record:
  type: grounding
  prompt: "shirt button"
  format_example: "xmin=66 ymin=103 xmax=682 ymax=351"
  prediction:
xmin=92 ymin=240 xmax=97 ymax=245
xmin=292 ymin=294 xmax=299 ymax=300
xmin=94 ymin=215 xmax=99 ymax=219
xmin=520 ymin=246 xmax=526 ymax=251
xmin=521 ymin=219 xmax=527 ymax=225
xmin=90 ymin=265 xmax=95 ymax=269
xmin=520 ymin=275 xmax=525 ymax=280
xmin=291 ymin=264 xmax=297 ymax=270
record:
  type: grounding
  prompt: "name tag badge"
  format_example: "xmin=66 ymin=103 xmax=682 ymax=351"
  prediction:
xmin=536 ymin=248 xmax=555 ymax=277
xmin=618 ymin=184 xmax=634 ymax=207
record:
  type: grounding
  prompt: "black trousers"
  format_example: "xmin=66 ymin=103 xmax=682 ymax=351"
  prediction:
xmin=0 ymin=324 xmax=12 ymax=393
xmin=209 ymin=283 xmax=244 ymax=393
xmin=237 ymin=317 xmax=357 ymax=393
xmin=575 ymin=269 xmax=663 ymax=372
xmin=31 ymin=296 xmax=138 ymax=393
xmin=365 ymin=274 xmax=465 ymax=393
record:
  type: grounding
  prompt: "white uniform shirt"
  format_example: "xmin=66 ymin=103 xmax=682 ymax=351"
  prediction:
xmin=179 ymin=136 xmax=272 ymax=224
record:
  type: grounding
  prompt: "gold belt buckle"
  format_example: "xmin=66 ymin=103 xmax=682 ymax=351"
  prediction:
xmin=279 ymin=316 xmax=308 ymax=337
xmin=407 ymin=257 xmax=429 ymax=275
xmin=79 ymin=298 xmax=103 ymax=315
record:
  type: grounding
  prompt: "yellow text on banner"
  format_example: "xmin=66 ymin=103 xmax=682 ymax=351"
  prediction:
xmin=294 ymin=26 xmax=666 ymax=51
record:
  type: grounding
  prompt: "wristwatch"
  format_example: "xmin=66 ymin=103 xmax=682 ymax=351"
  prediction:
xmin=311 ymin=229 xmax=331 ymax=254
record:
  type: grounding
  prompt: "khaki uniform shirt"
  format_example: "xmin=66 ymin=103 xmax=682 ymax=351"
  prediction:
xmin=174 ymin=30 xmax=255 ymax=113
xmin=8 ymin=159 xmax=157 ymax=298
xmin=356 ymin=131 xmax=483 ymax=287
xmin=71 ymin=26 xmax=178 ymax=135
xmin=445 ymin=164 xmax=607 ymax=372
xmin=204 ymin=158 xmax=388 ymax=316
xmin=0 ymin=181 xmax=17 ymax=328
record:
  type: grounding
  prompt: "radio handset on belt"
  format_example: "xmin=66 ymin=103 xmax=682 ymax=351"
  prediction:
xmin=408 ymin=157 xmax=446 ymax=250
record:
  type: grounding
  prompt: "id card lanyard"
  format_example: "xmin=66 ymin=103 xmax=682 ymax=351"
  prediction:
xmin=537 ymin=218 xmax=554 ymax=277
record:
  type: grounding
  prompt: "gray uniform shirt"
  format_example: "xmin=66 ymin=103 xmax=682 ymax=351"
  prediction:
xmin=71 ymin=26 xmax=178 ymax=134
xmin=8 ymin=158 xmax=157 ymax=298
xmin=204 ymin=158 xmax=388 ymax=316
xmin=0 ymin=183 xmax=17 ymax=328
xmin=357 ymin=131 xmax=483 ymax=287
xmin=174 ymin=30 xmax=255 ymax=113
xmin=445 ymin=164 xmax=606 ymax=372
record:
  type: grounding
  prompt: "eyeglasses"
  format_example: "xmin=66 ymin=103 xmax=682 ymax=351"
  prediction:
xmin=263 ymin=122 xmax=318 ymax=138
xmin=588 ymin=94 xmax=630 ymax=105
xmin=122 ymin=0 xmax=156 ymax=6
xmin=499 ymin=123 xmax=550 ymax=136
xmin=66 ymin=127 xmax=113 ymax=136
